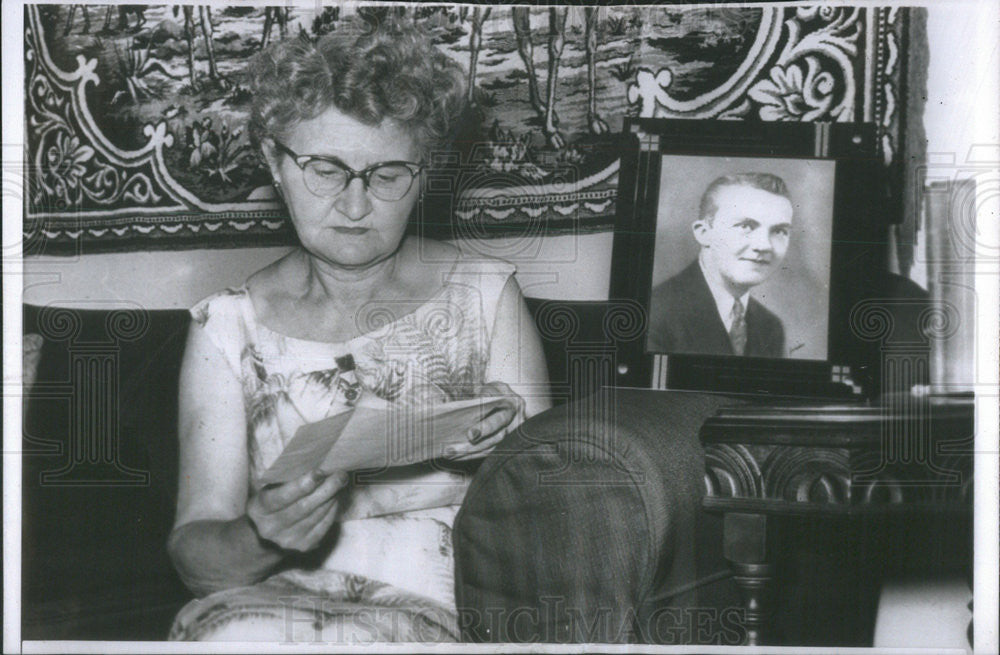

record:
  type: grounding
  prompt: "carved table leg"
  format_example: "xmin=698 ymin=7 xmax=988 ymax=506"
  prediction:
xmin=723 ymin=512 xmax=774 ymax=646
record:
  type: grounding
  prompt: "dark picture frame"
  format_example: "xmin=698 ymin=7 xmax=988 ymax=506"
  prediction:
xmin=609 ymin=118 xmax=884 ymax=398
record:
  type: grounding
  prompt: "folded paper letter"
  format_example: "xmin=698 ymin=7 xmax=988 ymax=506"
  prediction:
xmin=258 ymin=396 xmax=514 ymax=486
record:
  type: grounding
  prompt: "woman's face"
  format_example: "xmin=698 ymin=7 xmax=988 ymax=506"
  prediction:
xmin=264 ymin=107 xmax=422 ymax=270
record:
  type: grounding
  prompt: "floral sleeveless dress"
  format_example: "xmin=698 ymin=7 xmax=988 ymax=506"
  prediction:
xmin=168 ymin=256 xmax=516 ymax=642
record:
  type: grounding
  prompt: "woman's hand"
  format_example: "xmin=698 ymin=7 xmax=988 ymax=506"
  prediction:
xmin=446 ymin=381 xmax=525 ymax=461
xmin=246 ymin=469 xmax=349 ymax=552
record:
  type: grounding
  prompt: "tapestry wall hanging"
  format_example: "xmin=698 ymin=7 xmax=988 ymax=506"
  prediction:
xmin=23 ymin=4 xmax=917 ymax=254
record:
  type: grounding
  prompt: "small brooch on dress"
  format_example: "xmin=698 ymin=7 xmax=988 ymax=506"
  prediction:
xmin=335 ymin=354 xmax=362 ymax=405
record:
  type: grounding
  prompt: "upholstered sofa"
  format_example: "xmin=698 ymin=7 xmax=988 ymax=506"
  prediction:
xmin=21 ymin=282 xmax=954 ymax=644
xmin=21 ymin=298 xmax=744 ymax=643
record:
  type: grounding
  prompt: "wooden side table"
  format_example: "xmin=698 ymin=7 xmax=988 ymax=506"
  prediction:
xmin=699 ymin=394 xmax=973 ymax=645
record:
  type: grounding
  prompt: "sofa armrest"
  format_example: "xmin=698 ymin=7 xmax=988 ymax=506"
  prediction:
xmin=453 ymin=388 xmax=741 ymax=644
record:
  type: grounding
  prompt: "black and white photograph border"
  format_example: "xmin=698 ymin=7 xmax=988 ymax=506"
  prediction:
xmin=3 ymin=1 xmax=998 ymax=653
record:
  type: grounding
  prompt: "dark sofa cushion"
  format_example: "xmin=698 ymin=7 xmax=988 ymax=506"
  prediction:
xmin=22 ymin=304 xmax=193 ymax=639
xmin=524 ymin=298 xmax=645 ymax=406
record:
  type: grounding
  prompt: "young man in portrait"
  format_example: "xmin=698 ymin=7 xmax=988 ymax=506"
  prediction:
xmin=647 ymin=172 xmax=793 ymax=358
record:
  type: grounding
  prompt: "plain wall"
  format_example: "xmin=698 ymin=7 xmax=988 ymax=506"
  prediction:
xmin=923 ymin=5 xmax=1000 ymax=653
xmin=21 ymin=233 xmax=615 ymax=308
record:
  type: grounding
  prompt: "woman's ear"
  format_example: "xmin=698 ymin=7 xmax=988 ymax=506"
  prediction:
xmin=260 ymin=138 xmax=282 ymax=182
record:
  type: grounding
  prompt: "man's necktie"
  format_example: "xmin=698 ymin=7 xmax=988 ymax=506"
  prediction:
xmin=729 ymin=298 xmax=747 ymax=355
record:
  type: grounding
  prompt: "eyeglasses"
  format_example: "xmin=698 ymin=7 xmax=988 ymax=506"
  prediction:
xmin=272 ymin=141 xmax=423 ymax=202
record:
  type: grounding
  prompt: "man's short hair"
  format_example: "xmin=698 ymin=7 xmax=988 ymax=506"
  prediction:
xmin=698 ymin=172 xmax=791 ymax=224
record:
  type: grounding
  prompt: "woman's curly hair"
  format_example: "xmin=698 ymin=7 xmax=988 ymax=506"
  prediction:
xmin=247 ymin=15 xmax=467 ymax=162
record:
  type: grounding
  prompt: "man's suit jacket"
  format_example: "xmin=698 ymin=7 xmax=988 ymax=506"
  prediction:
xmin=646 ymin=260 xmax=785 ymax=357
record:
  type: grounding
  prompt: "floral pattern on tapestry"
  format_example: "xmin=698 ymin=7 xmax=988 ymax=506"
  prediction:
xmin=23 ymin=4 xmax=915 ymax=253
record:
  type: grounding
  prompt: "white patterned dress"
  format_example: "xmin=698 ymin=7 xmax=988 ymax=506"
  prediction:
xmin=169 ymin=256 xmax=516 ymax=642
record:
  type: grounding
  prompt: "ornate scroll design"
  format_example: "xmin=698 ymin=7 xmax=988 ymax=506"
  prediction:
xmin=628 ymin=8 xmax=784 ymax=119
xmin=873 ymin=7 xmax=904 ymax=164
xmin=852 ymin=449 xmax=971 ymax=506
xmin=704 ymin=443 xmax=763 ymax=499
xmin=705 ymin=440 xmax=967 ymax=507
xmin=706 ymin=443 xmax=872 ymax=505
xmin=707 ymin=443 xmax=854 ymax=505
xmin=762 ymin=446 xmax=851 ymax=504
xmin=747 ymin=7 xmax=862 ymax=122
xmin=24 ymin=5 xmax=909 ymax=251
xmin=626 ymin=7 xmax=906 ymax=194
xmin=26 ymin=20 xmax=166 ymax=214
xmin=925 ymin=451 xmax=973 ymax=505
xmin=850 ymin=450 xmax=908 ymax=505
xmin=629 ymin=7 xmax=862 ymax=122
xmin=24 ymin=4 xmax=285 ymax=249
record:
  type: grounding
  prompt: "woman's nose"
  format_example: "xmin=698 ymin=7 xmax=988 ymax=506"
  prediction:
xmin=334 ymin=178 xmax=373 ymax=222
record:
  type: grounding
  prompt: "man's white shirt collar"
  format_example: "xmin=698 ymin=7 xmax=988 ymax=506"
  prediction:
xmin=698 ymin=258 xmax=750 ymax=333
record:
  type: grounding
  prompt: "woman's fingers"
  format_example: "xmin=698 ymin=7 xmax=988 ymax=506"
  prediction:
xmin=299 ymin=498 xmax=343 ymax=549
xmin=477 ymin=381 xmax=514 ymax=401
xmin=447 ymin=426 xmax=509 ymax=461
xmin=470 ymin=404 xmax=519 ymax=444
xmin=438 ymin=380 xmax=526 ymax=461
xmin=284 ymin=492 xmax=341 ymax=551
xmin=261 ymin=493 xmax=338 ymax=552
xmin=247 ymin=470 xmax=348 ymax=550
xmin=481 ymin=381 xmax=525 ymax=416
xmin=276 ymin=470 xmax=348 ymax=524
xmin=447 ymin=431 xmax=506 ymax=461
xmin=466 ymin=381 xmax=524 ymax=444
xmin=257 ymin=469 xmax=329 ymax=512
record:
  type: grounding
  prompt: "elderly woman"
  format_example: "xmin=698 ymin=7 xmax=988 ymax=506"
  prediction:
xmin=167 ymin=17 xmax=549 ymax=642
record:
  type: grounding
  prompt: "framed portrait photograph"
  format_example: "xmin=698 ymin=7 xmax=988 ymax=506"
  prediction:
xmin=610 ymin=119 xmax=884 ymax=398
xmin=647 ymin=154 xmax=835 ymax=361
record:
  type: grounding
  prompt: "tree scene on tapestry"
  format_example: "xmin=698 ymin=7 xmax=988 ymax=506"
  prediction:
xmin=24 ymin=4 xmax=907 ymax=253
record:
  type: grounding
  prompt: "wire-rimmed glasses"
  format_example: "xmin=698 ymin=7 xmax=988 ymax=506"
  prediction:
xmin=272 ymin=140 xmax=423 ymax=202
